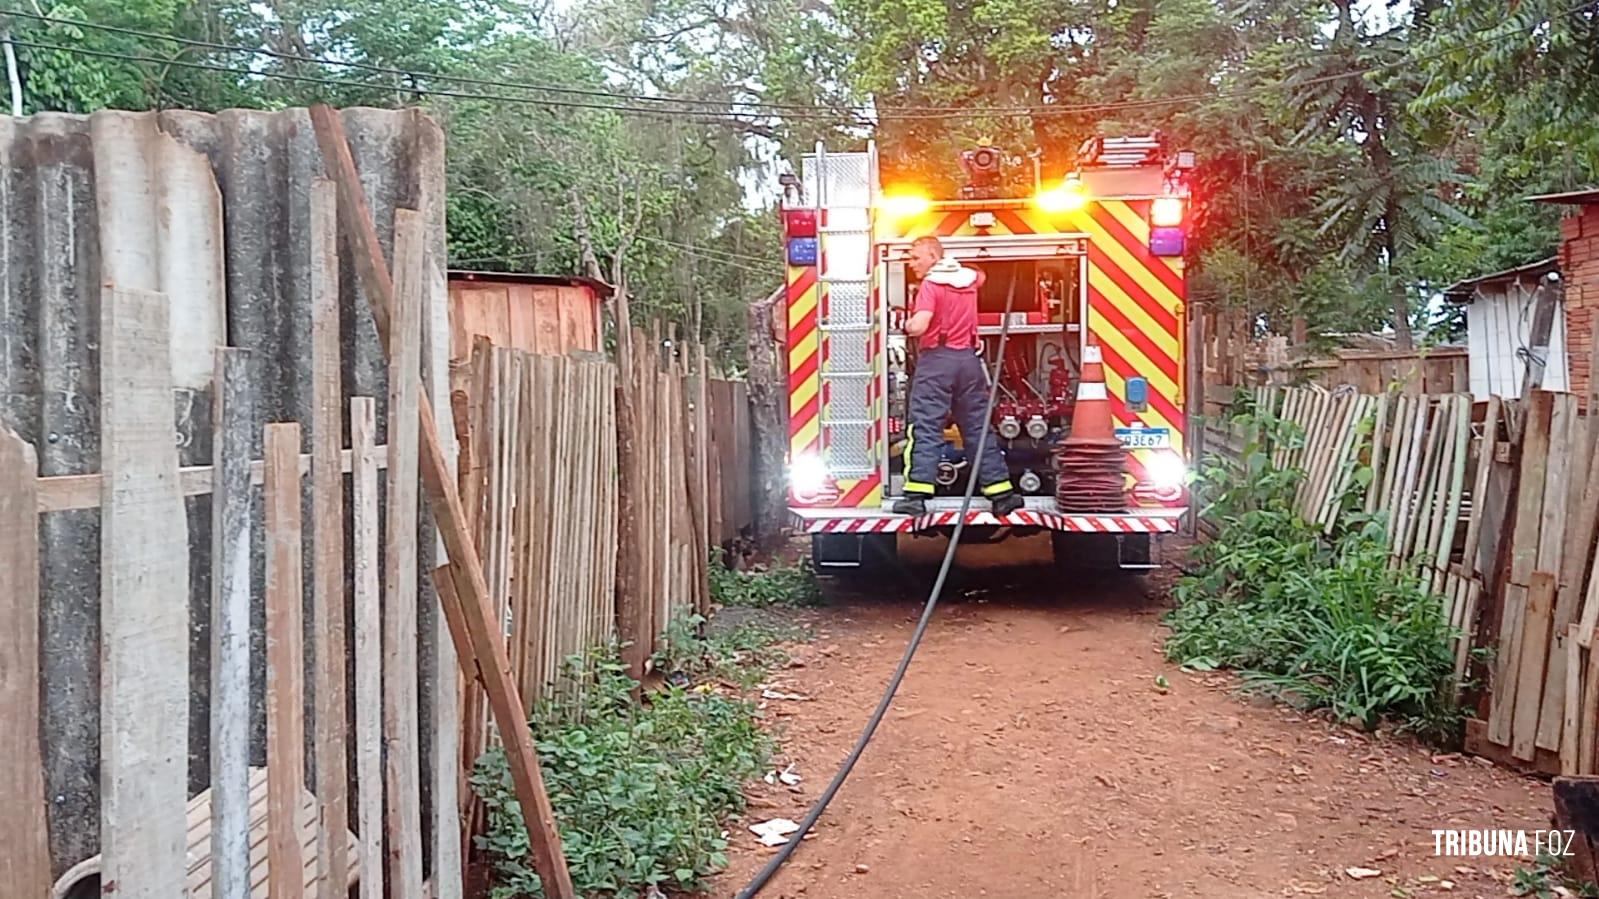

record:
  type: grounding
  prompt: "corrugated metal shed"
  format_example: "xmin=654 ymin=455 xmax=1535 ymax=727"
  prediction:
xmin=1445 ymin=257 xmax=1568 ymax=400
xmin=0 ymin=106 xmax=452 ymax=876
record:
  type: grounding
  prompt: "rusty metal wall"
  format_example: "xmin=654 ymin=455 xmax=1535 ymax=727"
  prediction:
xmin=0 ymin=106 xmax=453 ymax=877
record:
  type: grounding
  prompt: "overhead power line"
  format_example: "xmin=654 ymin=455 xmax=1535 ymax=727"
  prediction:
xmin=451 ymin=234 xmax=784 ymax=276
xmin=3 ymin=3 xmax=1594 ymax=122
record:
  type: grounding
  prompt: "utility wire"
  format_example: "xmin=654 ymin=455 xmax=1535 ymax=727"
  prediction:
xmin=5 ymin=3 xmax=1593 ymax=122
xmin=452 ymin=234 xmax=783 ymax=276
xmin=736 ymin=274 xmax=1020 ymax=898
xmin=638 ymin=234 xmax=779 ymax=267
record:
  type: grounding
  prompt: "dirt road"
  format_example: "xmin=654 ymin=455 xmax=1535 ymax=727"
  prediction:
xmin=715 ymin=536 xmax=1549 ymax=899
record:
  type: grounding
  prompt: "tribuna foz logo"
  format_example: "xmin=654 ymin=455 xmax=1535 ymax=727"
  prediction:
xmin=1432 ymin=830 xmax=1575 ymax=857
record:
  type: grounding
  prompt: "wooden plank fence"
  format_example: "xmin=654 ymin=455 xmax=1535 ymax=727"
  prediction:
xmin=456 ymin=341 xmax=620 ymax=715
xmin=1215 ymin=387 xmax=1485 ymax=674
xmin=11 ymin=357 xmax=441 ymax=897
xmin=6 ymin=110 xmax=606 ymax=898
xmin=706 ymin=377 xmax=755 ymax=548
xmin=448 ymin=326 xmax=755 ymax=841
xmin=9 ymin=198 xmax=468 ymax=897
xmin=1194 ymin=309 xmax=1468 ymax=415
xmin=1205 ymin=383 xmax=1599 ymax=776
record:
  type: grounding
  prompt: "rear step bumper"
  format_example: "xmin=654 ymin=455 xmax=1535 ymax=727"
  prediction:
xmin=792 ymin=500 xmax=1185 ymax=535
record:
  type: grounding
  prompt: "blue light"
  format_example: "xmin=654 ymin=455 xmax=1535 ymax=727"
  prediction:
xmin=1150 ymin=226 xmax=1185 ymax=257
xmin=787 ymin=237 xmax=819 ymax=266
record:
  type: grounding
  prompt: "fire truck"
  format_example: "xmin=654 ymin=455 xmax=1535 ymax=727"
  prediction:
xmin=778 ymin=135 xmax=1194 ymax=570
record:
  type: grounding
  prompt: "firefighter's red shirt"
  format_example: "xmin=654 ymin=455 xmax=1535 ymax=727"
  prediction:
xmin=913 ymin=266 xmax=986 ymax=350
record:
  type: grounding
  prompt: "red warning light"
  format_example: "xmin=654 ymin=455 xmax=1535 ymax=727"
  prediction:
xmin=783 ymin=208 xmax=818 ymax=238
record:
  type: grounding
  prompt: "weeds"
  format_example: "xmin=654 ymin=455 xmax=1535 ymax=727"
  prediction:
xmin=472 ymin=630 xmax=784 ymax=899
xmin=652 ymin=613 xmax=811 ymax=689
xmin=1165 ymin=390 xmax=1462 ymax=739
xmin=1512 ymin=853 xmax=1599 ymax=898
xmin=710 ymin=555 xmax=822 ymax=608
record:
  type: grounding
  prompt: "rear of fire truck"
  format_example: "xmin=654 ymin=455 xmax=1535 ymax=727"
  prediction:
xmin=779 ymin=136 xmax=1195 ymax=570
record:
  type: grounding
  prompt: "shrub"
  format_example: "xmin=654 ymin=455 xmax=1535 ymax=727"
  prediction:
xmin=473 ymin=642 xmax=774 ymax=898
xmin=710 ymin=556 xmax=822 ymax=608
xmin=653 ymin=613 xmax=809 ymax=689
xmin=1165 ymin=391 xmax=1462 ymax=739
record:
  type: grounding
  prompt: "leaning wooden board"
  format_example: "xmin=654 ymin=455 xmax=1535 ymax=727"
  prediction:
xmin=308 ymin=105 xmax=573 ymax=897
xmin=1541 ymin=391 xmax=1579 ymax=748
xmin=308 ymin=179 xmax=350 ymax=899
xmin=1514 ymin=571 xmax=1560 ymax=760
xmin=265 ymin=424 xmax=308 ymax=899
xmin=1489 ymin=392 xmax=1554 ymax=748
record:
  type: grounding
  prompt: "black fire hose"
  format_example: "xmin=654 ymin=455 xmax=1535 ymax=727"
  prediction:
xmin=735 ymin=274 xmax=1018 ymax=898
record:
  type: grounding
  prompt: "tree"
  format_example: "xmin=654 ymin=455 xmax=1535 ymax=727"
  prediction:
xmin=8 ymin=0 xmax=1595 ymax=359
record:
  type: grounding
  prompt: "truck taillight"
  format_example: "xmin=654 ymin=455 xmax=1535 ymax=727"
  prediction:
xmin=789 ymin=452 xmax=837 ymax=504
xmin=782 ymin=207 xmax=818 ymax=238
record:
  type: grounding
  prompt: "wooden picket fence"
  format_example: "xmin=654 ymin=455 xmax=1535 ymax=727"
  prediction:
xmin=705 ymin=377 xmax=755 ymax=548
xmin=4 ymin=263 xmax=461 ymax=897
xmin=1478 ymin=389 xmax=1599 ymax=776
xmin=456 ymin=341 xmax=619 ymax=708
xmin=614 ymin=325 xmax=718 ymax=681
xmin=449 ymin=324 xmax=756 ymax=815
xmin=1206 ymin=384 xmax=1599 ymax=776
xmin=1216 ymin=387 xmax=1486 ymax=683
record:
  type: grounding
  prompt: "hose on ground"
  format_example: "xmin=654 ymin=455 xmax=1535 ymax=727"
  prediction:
xmin=734 ymin=274 xmax=1019 ymax=898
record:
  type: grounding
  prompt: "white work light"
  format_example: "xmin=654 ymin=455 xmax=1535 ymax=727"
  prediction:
xmin=789 ymin=453 xmax=830 ymax=499
xmin=1146 ymin=451 xmax=1187 ymax=491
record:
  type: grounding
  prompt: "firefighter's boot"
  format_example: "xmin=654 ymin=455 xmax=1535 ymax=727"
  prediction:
xmin=990 ymin=490 xmax=1025 ymax=516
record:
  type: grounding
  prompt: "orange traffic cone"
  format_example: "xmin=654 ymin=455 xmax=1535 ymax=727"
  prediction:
xmin=1067 ymin=345 xmax=1116 ymax=443
xmin=1055 ymin=344 xmax=1128 ymax=512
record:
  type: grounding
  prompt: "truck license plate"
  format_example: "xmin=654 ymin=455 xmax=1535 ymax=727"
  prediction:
xmin=1115 ymin=427 xmax=1171 ymax=449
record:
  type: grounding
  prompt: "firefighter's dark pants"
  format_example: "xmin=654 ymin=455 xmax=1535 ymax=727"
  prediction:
xmin=903 ymin=347 xmax=1014 ymax=497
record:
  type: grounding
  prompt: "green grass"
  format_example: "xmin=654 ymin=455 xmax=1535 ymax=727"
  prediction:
xmin=1512 ymin=853 xmax=1599 ymax=898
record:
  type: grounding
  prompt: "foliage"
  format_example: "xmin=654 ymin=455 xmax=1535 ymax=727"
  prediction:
xmin=1 ymin=0 xmax=784 ymax=368
xmin=1414 ymin=0 xmax=1599 ymax=178
xmin=1511 ymin=852 xmax=1599 ymax=899
xmin=6 ymin=0 xmax=1598 ymax=360
xmin=1166 ymin=392 xmax=1461 ymax=739
xmin=710 ymin=556 xmax=823 ymax=609
xmin=472 ymin=639 xmax=775 ymax=898
xmin=652 ymin=612 xmax=810 ymax=689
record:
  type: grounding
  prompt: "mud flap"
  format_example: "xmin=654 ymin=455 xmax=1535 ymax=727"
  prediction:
xmin=812 ymin=533 xmax=899 ymax=572
xmin=1051 ymin=532 xmax=1153 ymax=571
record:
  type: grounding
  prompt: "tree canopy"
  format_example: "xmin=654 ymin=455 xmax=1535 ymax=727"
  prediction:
xmin=3 ymin=0 xmax=1596 ymax=356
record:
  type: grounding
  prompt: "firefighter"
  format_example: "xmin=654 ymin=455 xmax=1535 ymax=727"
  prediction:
xmin=894 ymin=235 xmax=1024 ymax=516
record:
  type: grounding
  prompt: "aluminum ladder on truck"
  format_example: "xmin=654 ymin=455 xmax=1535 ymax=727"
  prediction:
xmin=802 ymin=145 xmax=878 ymax=490
xmin=802 ymin=145 xmax=886 ymax=569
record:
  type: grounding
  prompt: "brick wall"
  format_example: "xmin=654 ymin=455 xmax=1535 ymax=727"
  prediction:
xmin=1561 ymin=204 xmax=1599 ymax=403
